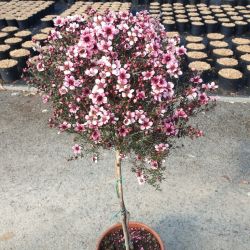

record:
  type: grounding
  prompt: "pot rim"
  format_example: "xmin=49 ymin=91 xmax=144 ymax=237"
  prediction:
xmin=96 ymin=221 xmax=165 ymax=250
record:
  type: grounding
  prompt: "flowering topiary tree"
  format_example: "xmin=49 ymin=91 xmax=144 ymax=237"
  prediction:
xmin=26 ymin=9 xmax=217 ymax=250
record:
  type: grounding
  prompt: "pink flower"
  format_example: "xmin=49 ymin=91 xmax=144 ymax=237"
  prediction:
xmin=208 ymin=82 xmax=218 ymax=90
xmin=175 ymin=108 xmax=188 ymax=119
xmin=191 ymin=76 xmax=203 ymax=84
xmin=142 ymin=70 xmax=155 ymax=80
xmin=150 ymin=160 xmax=159 ymax=170
xmin=89 ymin=92 xmax=107 ymax=105
xmin=68 ymin=103 xmax=79 ymax=113
xmin=59 ymin=86 xmax=68 ymax=95
xmin=64 ymin=75 xmax=80 ymax=90
xmin=163 ymin=122 xmax=177 ymax=136
xmin=118 ymin=126 xmax=130 ymax=137
xmin=118 ymin=68 xmax=130 ymax=84
xmin=42 ymin=95 xmax=49 ymax=103
xmin=36 ymin=62 xmax=44 ymax=71
xmin=74 ymin=122 xmax=85 ymax=132
xmin=140 ymin=118 xmax=153 ymax=130
xmin=136 ymin=171 xmax=146 ymax=185
xmin=59 ymin=121 xmax=71 ymax=131
xmin=198 ymin=92 xmax=209 ymax=105
xmin=155 ymin=143 xmax=169 ymax=152
xmin=53 ymin=16 xmax=65 ymax=27
xmin=72 ymin=144 xmax=82 ymax=154
xmin=176 ymin=46 xmax=187 ymax=56
xmin=102 ymin=24 xmax=117 ymax=40
xmin=91 ymin=130 xmax=101 ymax=142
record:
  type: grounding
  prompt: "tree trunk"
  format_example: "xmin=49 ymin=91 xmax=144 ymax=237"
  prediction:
xmin=115 ymin=150 xmax=134 ymax=250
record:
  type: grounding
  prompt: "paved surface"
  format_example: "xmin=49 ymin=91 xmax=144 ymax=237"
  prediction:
xmin=0 ymin=90 xmax=250 ymax=250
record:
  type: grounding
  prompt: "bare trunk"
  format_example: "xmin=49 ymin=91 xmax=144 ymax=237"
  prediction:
xmin=115 ymin=150 xmax=134 ymax=250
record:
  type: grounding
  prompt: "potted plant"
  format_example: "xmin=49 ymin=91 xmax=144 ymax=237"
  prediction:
xmin=26 ymin=10 xmax=217 ymax=250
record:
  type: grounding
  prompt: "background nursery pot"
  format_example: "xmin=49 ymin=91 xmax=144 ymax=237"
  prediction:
xmin=96 ymin=222 xmax=165 ymax=250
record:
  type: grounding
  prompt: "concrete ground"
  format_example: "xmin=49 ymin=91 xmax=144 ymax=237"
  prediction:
xmin=0 ymin=90 xmax=250 ymax=250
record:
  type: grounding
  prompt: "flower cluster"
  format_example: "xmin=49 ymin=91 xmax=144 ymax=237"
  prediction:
xmin=26 ymin=10 xmax=217 ymax=189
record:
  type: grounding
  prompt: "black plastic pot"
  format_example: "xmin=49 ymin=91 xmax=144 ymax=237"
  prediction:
xmin=0 ymin=61 xmax=20 ymax=83
xmin=215 ymin=58 xmax=239 ymax=71
xmin=218 ymin=69 xmax=243 ymax=91
xmin=189 ymin=0 xmax=198 ymax=4
xmin=186 ymin=42 xmax=206 ymax=51
xmin=0 ymin=32 xmax=8 ymax=43
xmin=191 ymin=22 xmax=205 ymax=35
xmin=0 ymin=19 xmax=7 ymax=29
xmin=212 ymin=49 xmax=233 ymax=60
xmin=244 ymin=66 xmax=250 ymax=87
xmin=205 ymin=20 xmax=218 ymax=33
xmin=2 ymin=27 xmax=18 ymax=36
xmin=10 ymin=52 xmax=30 ymax=73
xmin=239 ymin=54 xmax=250 ymax=69
xmin=5 ymin=38 xmax=23 ymax=50
xmin=220 ymin=23 xmax=235 ymax=36
xmin=186 ymin=52 xmax=208 ymax=63
xmin=235 ymin=21 xmax=248 ymax=35
xmin=236 ymin=45 xmax=250 ymax=58
xmin=0 ymin=45 xmax=11 ymax=60
xmin=17 ymin=18 xmax=30 ymax=29
xmin=176 ymin=19 xmax=189 ymax=33
xmin=200 ymin=0 xmax=209 ymax=4
xmin=188 ymin=61 xmax=213 ymax=82
xmin=6 ymin=18 xmax=18 ymax=27
xmin=14 ymin=33 xmax=32 ymax=42
xmin=163 ymin=21 xmax=176 ymax=31
xmin=222 ymin=0 xmax=236 ymax=6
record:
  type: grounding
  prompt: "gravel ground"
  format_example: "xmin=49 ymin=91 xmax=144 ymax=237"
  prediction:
xmin=0 ymin=90 xmax=250 ymax=250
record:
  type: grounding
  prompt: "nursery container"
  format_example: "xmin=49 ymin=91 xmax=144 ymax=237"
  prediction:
xmin=236 ymin=45 xmax=250 ymax=57
xmin=207 ymin=33 xmax=225 ymax=41
xmin=0 ymin=32 xmax=8 ymax=43
xmin=220 ymin=23 xmax=235 ymax=36
xmin=0 ymin=59 xmax=20 ymax=83
xmin=222 ymin=0 xmax=236 ymax=6
xmin=215 ymin=57 xmax=238 ymax=70
xmin=186 ymin=51 xmax=208 ymax=63
xmin=186 ymin=42 xmax=206 ymax=51
xmin=244 ymin=65 xmax=250 ymax=87
xmin=0 ymin=18 xmax=7 ymax=29
xmin=191 ymin=22 xmax=205 ymax=35
xmin=40 ymin=27 xmax=52 ymax=35
xmin=10 ymin=48 xmax=30 ymax=72
xmin=14 ymin=30 xmax=32 ymax=42
xmin=0 ymin=44 xmax=11 ymax=60
xmin=32 ymin=33 xmax=48 ymax=46
xmin=212 ymin=48 xmax=234 ymax=60
xmin=5 ymin=16 xmax=18 ymax=27
xmin=176 ymin=19 xmax=189 ymax=33
xmin=209 ymin=41 xmax=229 ymax=52
xmin=239 ymin=53 xmax=250 ymax=68
xmin=96 ymin=222 xmax=165 ymax=250
xmin=17 ymin=16 xmax=30 ymax=29
xmin=1 ymin=26 xmax=18 ymax=36
xmin=4 ymin=37 xmax=23 ymax=50
xmin=188 ymin=60 xmax=212 ymax=81
xmin=235 ymin=21 xmax=248 ymax=35
xmin=185 ymin=35 xmax=203 ymax=44
xmin=163 ymin=20 xmax=176 ymax=31
xmin=205 ymin=20 xmax=218 ymax=33
xmin=218 ymin=68 xmax=243 ymax=91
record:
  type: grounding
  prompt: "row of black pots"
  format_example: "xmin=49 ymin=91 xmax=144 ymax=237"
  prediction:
xmin=160 ymin=10 xmax=250 ymax=20
xmin=163 ymin=20 xmax=250 ymax=36
xmin=0 ymin=3 xmax=55 ymax=29
xmin=154 ymin=0 xmax=210 ymax=4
